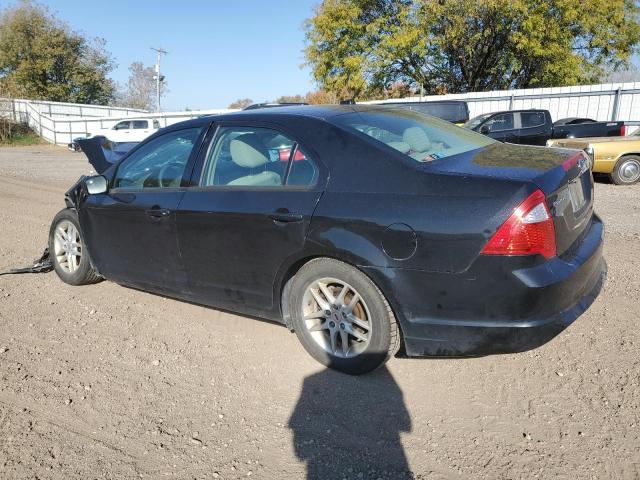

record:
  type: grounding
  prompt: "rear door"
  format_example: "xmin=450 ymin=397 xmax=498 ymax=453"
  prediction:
xmin=79 ymin=125 xmax=206 ymax=293
xmin=516 ymin=111 xmax=549 ymax=145
xmin=176 ymin=123 xmax=326 ymax=314
xmin=131 ymin=120 xmax=152 ymax=141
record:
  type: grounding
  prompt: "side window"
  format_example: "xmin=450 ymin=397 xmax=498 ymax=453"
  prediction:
xmin=113 ymin=127 xmax=202 ymax=189
xmin=286 ymin=146 xmax=318 ymax=186
xmin=132 ymin=120 xmax=148 ymax=129
xmin=153 ymin=119 xmax=160 ymax=129
xmin=485 ymin=113 xmax=514 ymax=132
xmin=201 ymin=126 xmax=317 ymax=188
xmin=113 ymin=121 xmax=130 ymax=130
xmin=521 ymin=112 xmax=546 ymax=128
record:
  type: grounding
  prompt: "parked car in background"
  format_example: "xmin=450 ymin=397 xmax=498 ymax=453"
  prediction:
xmin=465 ymin=109 xmax=628 ymax=146
xmin=49 ymin=105 xmax=604 ymax=374
xmin=377 ymin=100 xmax=470 ymax=125
xmin=547 ymin=128 xmax=640 ymax=185
xmin=68 ymin=118 xmax=161 ymax=151
xmin=97 ymin=119 xmax=161 ymax=142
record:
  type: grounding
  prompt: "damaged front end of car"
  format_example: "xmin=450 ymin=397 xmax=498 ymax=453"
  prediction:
xmin=1 ymin=137 xmax=138 ymax=276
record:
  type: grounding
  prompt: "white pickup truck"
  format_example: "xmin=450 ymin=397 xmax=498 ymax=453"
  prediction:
xmin=69 ymin=118 xmax=161 ymax=151
xmin=96 ymin=118 xmax=161 ymax=142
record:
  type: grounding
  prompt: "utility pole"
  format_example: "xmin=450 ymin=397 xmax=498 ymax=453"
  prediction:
xmin=150 ymin=47 xmax=167 ymax=112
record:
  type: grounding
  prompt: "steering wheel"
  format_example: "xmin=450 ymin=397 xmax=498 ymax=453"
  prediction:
xmin=157 ymin=162 xmax=183 ymax=187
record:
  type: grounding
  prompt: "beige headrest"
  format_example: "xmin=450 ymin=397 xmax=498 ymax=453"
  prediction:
xmin=230 ymin=136 xmax=269 ymax=168
xmin=402 ymin=127 xmax=431 ymax=152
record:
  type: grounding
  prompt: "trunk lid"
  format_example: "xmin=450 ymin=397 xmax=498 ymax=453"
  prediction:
xmin=426 ymin=142 xmax=594 ymax=256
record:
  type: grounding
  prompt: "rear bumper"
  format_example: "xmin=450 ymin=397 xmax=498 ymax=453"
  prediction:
xmin=362 ymin=215 xmax=606 ymax=357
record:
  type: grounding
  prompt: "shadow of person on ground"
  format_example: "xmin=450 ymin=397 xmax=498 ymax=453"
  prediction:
xmin=289 ymin=363 xmax=413 ymax=479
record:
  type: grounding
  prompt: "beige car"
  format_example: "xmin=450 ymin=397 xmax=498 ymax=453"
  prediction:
xmin=547 ymin=129 xmax=640 ymax=185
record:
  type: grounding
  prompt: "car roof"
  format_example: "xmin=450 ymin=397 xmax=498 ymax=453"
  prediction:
xmin=474 ymin=109 xmax=546 ymax=116
xmin=164 ymin=105 xmax=410 ymax=131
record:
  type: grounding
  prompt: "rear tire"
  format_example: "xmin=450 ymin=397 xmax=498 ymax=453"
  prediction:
xmin=49 ymin=209 xmax=101 ymax=286
xmin=610 ymin=155 xmax=640 ymax=185
xmin=289 ymin=258 xmax=400 ymax=375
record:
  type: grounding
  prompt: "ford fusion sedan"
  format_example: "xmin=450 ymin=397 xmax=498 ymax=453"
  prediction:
xmin=49 ymin=106 xmax=606 ymax=374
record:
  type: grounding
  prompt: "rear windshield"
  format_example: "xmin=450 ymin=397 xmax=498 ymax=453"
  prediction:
xmin=387 ymin=102 xmax=469 ymax=123
xmin=332 ymin=108 xmax=494 ymax=162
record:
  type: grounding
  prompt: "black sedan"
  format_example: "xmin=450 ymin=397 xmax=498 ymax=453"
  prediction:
xmin=50 ymin=105 xmax=606 ymax=374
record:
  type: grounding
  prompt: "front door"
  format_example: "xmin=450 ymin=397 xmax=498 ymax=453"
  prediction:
xmin=484 ymin=112 xmax=517 ymax=143
xmin=79 ymin=126 xmax=206 ymax=294
xmin=176 ymin=124 xmax=325 ymax=314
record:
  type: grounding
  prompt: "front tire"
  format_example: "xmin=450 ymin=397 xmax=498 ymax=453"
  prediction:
xmin=610 ymin=155 xmax=640 ymax=185
xmin=289 ymin=258 xmax=400 ymax=375
xmin=49 ymin=209 xmax=101 ymax=286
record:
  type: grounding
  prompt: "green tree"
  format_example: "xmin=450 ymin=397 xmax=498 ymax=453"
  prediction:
xmin=304 ymin=0 xmax=640 ymax=98
xmin=0 ymin=1 xmax=115 ymax=103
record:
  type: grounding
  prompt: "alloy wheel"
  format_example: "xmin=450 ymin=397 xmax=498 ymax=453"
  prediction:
xmin=53 ymin=220 xmax=82 ymax=274
xmin=301 ymin=278 xmax=372 ymax=358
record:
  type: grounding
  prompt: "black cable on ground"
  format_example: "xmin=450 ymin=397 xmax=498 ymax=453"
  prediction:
xmin=0 ymin=247 xmax=53 ymax=276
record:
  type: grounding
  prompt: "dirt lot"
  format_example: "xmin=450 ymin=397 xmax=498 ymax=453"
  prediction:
xmin=0 ymin=145 xmax=638 ymax=480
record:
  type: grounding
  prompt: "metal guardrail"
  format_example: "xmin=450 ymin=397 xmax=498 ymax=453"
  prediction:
xmin=2 ymin=83 xmax=640 ymax=144
xmin=0 ymin=98 xmax=234 ymax=145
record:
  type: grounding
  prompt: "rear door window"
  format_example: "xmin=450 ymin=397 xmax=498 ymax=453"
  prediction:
xmin=520 ymin=112 xmax=546 ymax=128
xmin=132 ymin=120 xmax=149 ymax=129
xmin=200 ymin=126 xmax=318 ymax=187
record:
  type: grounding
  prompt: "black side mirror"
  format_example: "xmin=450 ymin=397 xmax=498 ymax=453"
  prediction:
xmin=85 ymin=175 xmax=108 ymax=195
xmin=480 ymin=125 xmax=490 ymax=135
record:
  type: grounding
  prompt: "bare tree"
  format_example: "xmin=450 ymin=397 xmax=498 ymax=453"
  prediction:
xmin=115 ymin=62 xmax=166 ymax=111
xmin=604 ymin=63 xmax=640 ymax=83
xmin=227 ymin=98 xmax=253 ymax=109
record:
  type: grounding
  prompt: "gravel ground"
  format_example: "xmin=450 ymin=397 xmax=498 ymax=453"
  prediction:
xmin=0 ymin=146 xmax=639 ymax=480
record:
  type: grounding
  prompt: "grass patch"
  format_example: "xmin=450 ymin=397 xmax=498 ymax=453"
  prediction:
xmin=0 ymin=121 xmax=47 ymax=146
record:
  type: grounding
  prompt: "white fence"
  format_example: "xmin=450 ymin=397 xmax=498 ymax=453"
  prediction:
xmin=0 ymin=98 xmax=235 ymax=145
xmin=3 ymin=82 xmax=640 ymax=145
xmin=364 ymin=82 xmax=640 ymax=123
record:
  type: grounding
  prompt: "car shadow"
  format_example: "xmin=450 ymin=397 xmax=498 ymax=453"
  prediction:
xmin=288 ymin=362 xmax=413 ymax=479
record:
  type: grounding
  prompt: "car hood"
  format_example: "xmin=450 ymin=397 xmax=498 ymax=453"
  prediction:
xmin=77 ymin=136 xmax=138 ymax=173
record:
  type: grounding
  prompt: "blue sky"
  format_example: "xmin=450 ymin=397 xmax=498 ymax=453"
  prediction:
xmin=36 ymin=0 xmax=320 ymax=110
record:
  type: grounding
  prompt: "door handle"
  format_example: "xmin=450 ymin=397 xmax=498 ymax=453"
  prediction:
xmin=145 ymin=208 xmax=171 ymax=219
xmin=269 ymin=212 xmax=303 ymax=223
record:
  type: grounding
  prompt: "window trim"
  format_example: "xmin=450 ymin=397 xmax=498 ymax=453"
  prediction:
xmin=109 ymin=125 xmax=208 ymax=192
xmin=192 ymin=123 xmax=322 ymax=191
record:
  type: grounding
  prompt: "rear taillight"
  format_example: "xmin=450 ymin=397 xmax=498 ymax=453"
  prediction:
xmin=481 ymin=189 xmax=556 ymax=259
xmin=621 ymin=125 xmax=627 ymax=136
